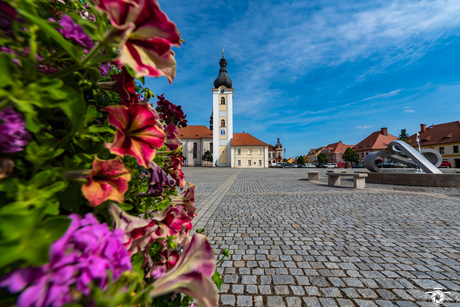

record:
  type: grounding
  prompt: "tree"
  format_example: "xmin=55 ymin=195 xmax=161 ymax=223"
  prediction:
xmin=317 ymin=152 xmax=328 ymax=164
xmin=342 ymin=147 xmax=359 ymax=164
xmin=297 ymin=155 xmax=306 ymax=165
xmin=283 ymin=158 xmax=288 ymax=162
xmin=399 ymin=128 xmax=409 ymax=142
xmin=202 ymin=150 xmax=213 ymax=166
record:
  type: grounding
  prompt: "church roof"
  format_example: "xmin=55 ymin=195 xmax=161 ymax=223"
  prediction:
xmin=231 ymin=132 xmax=269 ymax=146
xmin=325 ymin=141 xmax=355 ymax=154
xmin=178 ymin=125 xmax=212 ymax=139
xmin=214 ymin=53 xmax=232 ymax=89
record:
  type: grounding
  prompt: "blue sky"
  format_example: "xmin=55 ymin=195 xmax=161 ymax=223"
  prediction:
xmin=146 ymin=0 xmax=460 ymax=158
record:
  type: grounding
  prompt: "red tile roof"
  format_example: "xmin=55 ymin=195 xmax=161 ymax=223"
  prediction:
xmin=325 ymin=141 xmax=355 ymax=154
xmin=268 ymin=145 xmax=276 ymax=151
xmin=177 ymin=125 xmax=212 ymax=139
xmin=353 ymin=128 xmax=398 ymax=152
xmin=407 ymin=121 xmax=460 ymax=146
xmin=231 ymin=132 xmax=269 ymax=146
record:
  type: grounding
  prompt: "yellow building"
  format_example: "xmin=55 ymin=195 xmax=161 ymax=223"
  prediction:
xmin=307 ymin=147 xmax=324 ymax=163
xmin=230 ymin=132 xmax=269 ymax=168
xmin=407 ymin=122 xmax=460 ymax=168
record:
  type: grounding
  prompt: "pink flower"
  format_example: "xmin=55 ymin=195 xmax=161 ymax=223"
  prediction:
xmin=0 ymin=107 xmax=30 ymax=153
xmin=150 ymin=234 xmax=218 ymax=307
xmin=81 ymin=157 xmax=132 ymax=207
xmin=164 ymin=123 xmax=181 ymax=151
xmin=0 ymin=213 xmax=131 ymax=307
xmin=164 ymin=155 xmax=185 ymax=189
xmin=147 ymin=162 xmax=170 ymax=196
xmin=95 ymin=0 xmax=181 ymax=81
xmin=104 ymin=104 xmax=165 ymax=168
xmin=170 ymin=183 xmax=197 ymax=219
xmin=58 ymin=15 xmax=94 ymax=48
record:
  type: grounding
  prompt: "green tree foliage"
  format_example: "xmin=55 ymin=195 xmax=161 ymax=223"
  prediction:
xmin=202 ymin=150 xmax=213 ymax=166
xmin=296 ymin=155 xmax=306 ymax=165
xmin=399 ymin=128 xmax=410 ymax=142
xmin=342 ymin=147 xmax=359 ymax=164
xmin=317 ymin=152 xmax=328 ymax=164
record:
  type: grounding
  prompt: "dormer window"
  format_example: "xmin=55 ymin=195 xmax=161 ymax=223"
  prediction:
xmin=221 ymin=97 xmax=225 ymax=105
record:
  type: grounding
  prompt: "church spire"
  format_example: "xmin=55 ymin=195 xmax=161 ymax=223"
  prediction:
xmin=214 ymin=52 xmax=232 ymax=88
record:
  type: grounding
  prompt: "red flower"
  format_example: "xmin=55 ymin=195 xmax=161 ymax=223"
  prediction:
xmin=95 ymin=0 xmax=181 ymax=81
xmin=104 ymin=104 xmax=165 ymax=168
xmin=99 ymin=67 xmax=140 ymax=105
xmin=82 ymin=157 xmax=132 ymax=206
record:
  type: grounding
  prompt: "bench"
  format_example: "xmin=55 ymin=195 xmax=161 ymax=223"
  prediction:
xmin=326 ymin=172 xmax=368 ymax=189
xmin=308 ymin=171 xmax=319 ymax=181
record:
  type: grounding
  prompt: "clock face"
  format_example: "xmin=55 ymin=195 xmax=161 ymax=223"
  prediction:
xmin=220 ymin=88 xmax=225 ymax=94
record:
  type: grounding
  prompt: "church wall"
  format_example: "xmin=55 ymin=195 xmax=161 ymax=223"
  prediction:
xmin=181 ymin=138 xmax=212 ymax=166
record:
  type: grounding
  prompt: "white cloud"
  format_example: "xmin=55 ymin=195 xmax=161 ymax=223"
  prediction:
xmin=356 ymin=125 xmax=373 ymax=129
xmin=403 ymin=109 xmax=416 ymax=113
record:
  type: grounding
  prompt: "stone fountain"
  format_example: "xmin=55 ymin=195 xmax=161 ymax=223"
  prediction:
xmin=363 ymin=140 xmax=460 ymax=187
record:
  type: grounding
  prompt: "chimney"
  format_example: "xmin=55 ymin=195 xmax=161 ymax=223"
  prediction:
xmin=243 ymin=131 xmax=245 ymax=133
xmin=381 ymin=127 xmax=388 ymax=136
xmin=420 ymin=124 xmax=426 ymax=133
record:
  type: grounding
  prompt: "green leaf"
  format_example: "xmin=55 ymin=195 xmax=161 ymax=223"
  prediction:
xmin=51 ymin=84 xmax=86 ymax=131
xmin=57 ymin=181 xmax=83 ymax=212
xmin=212 ymin=269 xmax=223 ymax=290
xmin=0 ymin=53 xmax=18 ymax=88
xmin=18 ymin=9 xmax=79 ymax=60
xmin=0 ymin=215 xmax=70 ymax=267
xmin=87 ymin=67 xmax=101 ymax=85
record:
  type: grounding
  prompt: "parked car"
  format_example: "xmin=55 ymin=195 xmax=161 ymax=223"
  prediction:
xmin=285 ymin=163 xmax=293 ymax=168
xmin=317 ymin=164 xmax=327 ymax=168
xmin=305 ymin=163 xmax=316 ymax=168
xmin=292 ymin=164 xmax=298 ymax=168
xmin=382 ymin=160 xmax=404 ymax=168
xmin=352 ymin=163 xmax=365 ymax=168
xmin=277 ymin=162 xmax=285 ymax=168
xmin=377 ymin=162 xmax=383 ymax=168
xmin=326 ymin=163 xmax=338 ymax=168
xmin=440 ymin=161 xmax=451 ymax=168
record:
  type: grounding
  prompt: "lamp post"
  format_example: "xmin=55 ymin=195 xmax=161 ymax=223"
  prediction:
xmin=284 ymin=148 xmax=286 ymax=161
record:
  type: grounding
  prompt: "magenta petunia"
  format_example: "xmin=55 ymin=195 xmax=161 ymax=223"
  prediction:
xmin=0 ymin=107 xmax=30 ymax=153
xmin=0 ymin=213 xmax=131 ymax=307
xmin=58 ymin=15 xmax=94 ymax=49
xmin=147 ymin=161 xmax=170 ymax=196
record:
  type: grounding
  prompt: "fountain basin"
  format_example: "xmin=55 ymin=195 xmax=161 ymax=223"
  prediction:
xmin=358 ymin=172 xmax=460 ymax=187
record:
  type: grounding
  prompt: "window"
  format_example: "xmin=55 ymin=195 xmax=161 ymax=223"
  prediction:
xmin=278 ymin=154 xmax=280 ymax=158
xmin=220 ymin=119 xmax=225 ymax=127
xmin=248 ymin=148 xmax=252 ymax=154
xmin=237 ymin=148 xmax=241 ymax=155
xmin=440 ymin=147 xmax=445 ymax=154
xmin=220 ymin=97 xmax=225 ymax=105
xmin=454 ymin=146 xmax=459 ymax=153
xmin=210 ymin=142 xmax=213 ymax=153
xmin=258 ymin=148 xmax=261 ymax=154
xmin=362 ymin=153 xmax=365 ymax=158
xmin=258 ymin=160 xmax=262 ymax=166
xmin=237 ymin=160 xmax=241 ymax=166
xmin=193 ymin=142 xmax=197 ymax=158
xmin=248 ymin=160 xmax=251 ymax=166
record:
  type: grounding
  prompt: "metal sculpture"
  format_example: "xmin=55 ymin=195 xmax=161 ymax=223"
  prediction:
xmin=364 ymin=140 xmax=442 ymax=174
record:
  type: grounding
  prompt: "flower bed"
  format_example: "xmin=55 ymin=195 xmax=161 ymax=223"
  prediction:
xmin=0 ymin=0 xmax=222 ymax=306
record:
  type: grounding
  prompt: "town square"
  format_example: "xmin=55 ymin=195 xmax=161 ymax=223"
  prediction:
xmin=0 ymin=0 xmax=459 ymax=307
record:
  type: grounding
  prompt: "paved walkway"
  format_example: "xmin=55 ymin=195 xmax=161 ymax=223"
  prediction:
xmin=184 ymin=168 xmax=460 ymax=307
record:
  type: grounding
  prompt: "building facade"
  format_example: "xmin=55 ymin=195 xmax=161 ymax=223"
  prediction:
xmin=407 ymin=122 xmax=460 ymax=168
xmin=231 ymin=132 xmax=269 ymax=168
xmin=178 ymin=125 xmax=212 ymax=166
xmin=324 ymin=141 xmax=355 ymax=163
xmin=268 ymin=138 xmax=283 ymax=165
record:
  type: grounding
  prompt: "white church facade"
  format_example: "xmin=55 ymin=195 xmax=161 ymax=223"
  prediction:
xmin=179 ymin=53 xmax=282 ymax=168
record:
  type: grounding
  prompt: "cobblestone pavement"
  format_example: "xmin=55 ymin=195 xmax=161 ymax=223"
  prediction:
xmin=184 ymin=168 xmax=460 ymax=307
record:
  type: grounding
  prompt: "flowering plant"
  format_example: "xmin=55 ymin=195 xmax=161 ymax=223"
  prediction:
xmin=0 ymin=0 xmax=222 ymax=306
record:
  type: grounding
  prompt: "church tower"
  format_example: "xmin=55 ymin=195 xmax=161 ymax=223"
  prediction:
xmin=212 ymin=51 xmax=233 ymax=166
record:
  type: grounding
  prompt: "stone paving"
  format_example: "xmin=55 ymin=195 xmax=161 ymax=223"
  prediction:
xmin=185 ymin=168 xmax=460 ymax=307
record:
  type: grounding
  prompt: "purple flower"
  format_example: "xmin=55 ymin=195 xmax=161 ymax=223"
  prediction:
xmin=0 ymin=213 xmax=131 ymax=307
xmin=147 ymin=162 xmax=170 ymax=196
xmin=164 ymin=123 xmax=181 ymax=152
xmin=58 ymin=15 xmax=94 ymax=49
xmin=0 ymin=107 xmax=30 ymax=153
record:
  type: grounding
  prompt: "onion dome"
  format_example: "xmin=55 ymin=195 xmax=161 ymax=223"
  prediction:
xmin=213 ymin=51 xmax=232 ymax=89
xmin=275 ymin=138 xmax=282 ymax=149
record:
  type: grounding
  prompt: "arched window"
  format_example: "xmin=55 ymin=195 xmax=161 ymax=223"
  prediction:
xmin=210 ymin=142 xmax=213 ymax=153
xmin=193 ymin=142 xmax=197 ymax=158
xmin=221 ymin=97 xmax=225 ymax=105
xmin=221 ymin=119 xmax=225 ymax=127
